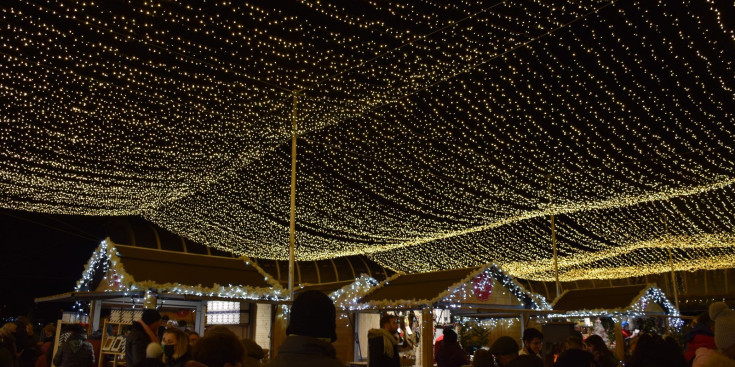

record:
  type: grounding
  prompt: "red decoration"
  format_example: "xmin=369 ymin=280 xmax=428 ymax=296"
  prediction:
xmin=472 ymin=272 xmax=493 ymax=301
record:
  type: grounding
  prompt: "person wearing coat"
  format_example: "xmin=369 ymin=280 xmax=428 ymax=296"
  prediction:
xmin=435 ymin=329 xmax=470 ymax=367
xmin=126 ymin=310 xmax=162 ymax=367
xmin=266 ymin=291 xmax=344 ymax=367
xmin=240 ymin=338 xmax=264 ymax=367
xmin=52 ymin=325 xmax=94 ymax=367
xmin=367 ymin=315 xmax=400 ymax=367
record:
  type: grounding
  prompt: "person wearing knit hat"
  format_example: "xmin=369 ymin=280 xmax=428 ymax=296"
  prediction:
xmin=126 ymin=309 xmax=163 ymax=367
xmin=693 ymin=302 xmax=735 ymax=367
xmin=709 ymin=302 xmax=735 ymax=351
xmin=267 ymin=291 xmax=343 ymax=367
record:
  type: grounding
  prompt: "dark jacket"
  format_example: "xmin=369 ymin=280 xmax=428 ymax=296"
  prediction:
xmin=266 ymin=335 xmax=343 ymax=367
xmin=368 ymin=329 xmax=399 ymax=367
xmin=508 ymin=355 xmax=544 ymax=367
xmin=52 ymin=333 xmax=95 ymax=367
xmin=165 ymin=352 xmax=190 ymax=367
xmin=126 ymin=323 xmax=154 ymax=367
xmin=435 ymin=341 xmax=469 ymax=367
xmin=142 ymin=357 xmax=165 ymax=367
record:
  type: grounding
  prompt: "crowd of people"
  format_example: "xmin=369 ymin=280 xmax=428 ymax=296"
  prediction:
xmin=461 ymin=301 xmax=735 ymax=367
xmin=1 ymin=316 xmax=58 ymax=367
xmin=2 ymin=297 xmax=735 ymax=367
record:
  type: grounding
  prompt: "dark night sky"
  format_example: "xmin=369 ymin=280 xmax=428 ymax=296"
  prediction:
xmin=0 ymin=209 xmax=114 ymax=323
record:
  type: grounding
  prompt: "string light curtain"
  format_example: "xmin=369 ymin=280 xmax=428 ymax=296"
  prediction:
xmin=1 ymin=0 xmax=734 ymax=281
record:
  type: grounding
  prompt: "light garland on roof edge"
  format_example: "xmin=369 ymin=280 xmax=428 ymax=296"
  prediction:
xmin=75 ymin=239 xmax=287 ymax=302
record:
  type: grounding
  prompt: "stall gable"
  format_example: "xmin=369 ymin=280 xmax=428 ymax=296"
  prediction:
xmin=77 ymin=239 xmax=286 ymax=301
xmin=550 ymin=284 xmax=679 ymax=318
xmin=360 ymin=264 xmax=550 ymax=310
xmin=360 ymin=267 xmax=481 ymax=307
xmin=438 ymin=278 xmax=522 ymax=307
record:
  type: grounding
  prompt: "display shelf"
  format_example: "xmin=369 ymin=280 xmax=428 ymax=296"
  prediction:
xmin=98 ymin=320 xmax=131 ymax=367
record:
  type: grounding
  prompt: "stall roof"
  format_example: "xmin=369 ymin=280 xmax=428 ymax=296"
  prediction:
xmin=34 ymin=290 xmax=272 ymax=304
xmin=550 ymin=284 xmax=679 ymax=316
xmin=552 ymin=284 xmax=648 ymax=311
xmin=73 ymin=239 xmax=286 ymax=302
xmin=113 ymin=245 xmax=273 ymax=289
xmin=361 ymin=267 xmax=480 ymax=304
xmin=517 ymin=268 xmax=735 ymax=313
xmin=359 ymin=265 xmax=549 ymax=310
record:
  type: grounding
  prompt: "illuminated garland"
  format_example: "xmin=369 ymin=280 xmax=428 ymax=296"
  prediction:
xmin=1 ymin=0 xmax=734 ymax=281
xmin=547 ymin=286 xmax=682 ymax=327
xmin=328 ymin=274 xmax=380 ymax=311
xmin=361 ymin=265 xmax=551 ymax=310
xmin=76 ymin=239 xmax=287 ymax=301
xmin=456 ymin=316 xmax=519 ymax=330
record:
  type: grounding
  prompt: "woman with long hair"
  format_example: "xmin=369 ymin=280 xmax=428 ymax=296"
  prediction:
xmin=162 ymin=329 xmax=190 ymax=367
xmin=584 ymin=335 xmax=618 ymax=367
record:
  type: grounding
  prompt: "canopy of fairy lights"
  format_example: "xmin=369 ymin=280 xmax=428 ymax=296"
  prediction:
xmin=2 ymin=0 xmax=734 ymax=281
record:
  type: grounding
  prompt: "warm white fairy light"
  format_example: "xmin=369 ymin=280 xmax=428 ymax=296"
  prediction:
xmin=1 ymin=0 xmax=734 ymax=281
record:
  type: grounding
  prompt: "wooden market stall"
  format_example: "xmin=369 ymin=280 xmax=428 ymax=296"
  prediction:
xmin=37 ymin=237 xmax=287 ymax=328
xmin=548 ymin=284 xmax=681 ymax=360
xmin=356 ymin=264 xmax=551 ymax=367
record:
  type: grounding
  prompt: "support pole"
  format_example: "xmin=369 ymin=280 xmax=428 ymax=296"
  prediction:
xmin=614 ymin=321 xmax=624 ymax=361
xmin=664 ymin=215 xmax=680 ymax=310
xmin=421 ymin=308 xmax=433 ymax=367
xmin=90 ymin=300 xmax=102 ymax=334
xmin=289 ymin=91 xmax=298 ymax=304
xmin=195 ymin=302 xmax=205 ymax=334
xmin=547 ymin=175 xmax=560 ymax=298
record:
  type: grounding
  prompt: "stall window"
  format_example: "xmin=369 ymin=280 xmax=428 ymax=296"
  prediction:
xmin=206 ymin=301 xmax=240 ymax=325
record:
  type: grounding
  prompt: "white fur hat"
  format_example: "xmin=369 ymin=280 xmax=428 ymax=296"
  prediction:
xmin=709 ymin=302 xmax=735 ymax=350
xmin=146 ymin=342 xmax=163 ymax=358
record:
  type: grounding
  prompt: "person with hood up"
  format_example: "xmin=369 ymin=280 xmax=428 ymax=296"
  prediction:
xmin=266 ymin=290 xmax=344 ymax=367
xmin=52 ymin=324 xmax=94 ymax=367
xmin=368 ymin=315 xmax=400 ymax=367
